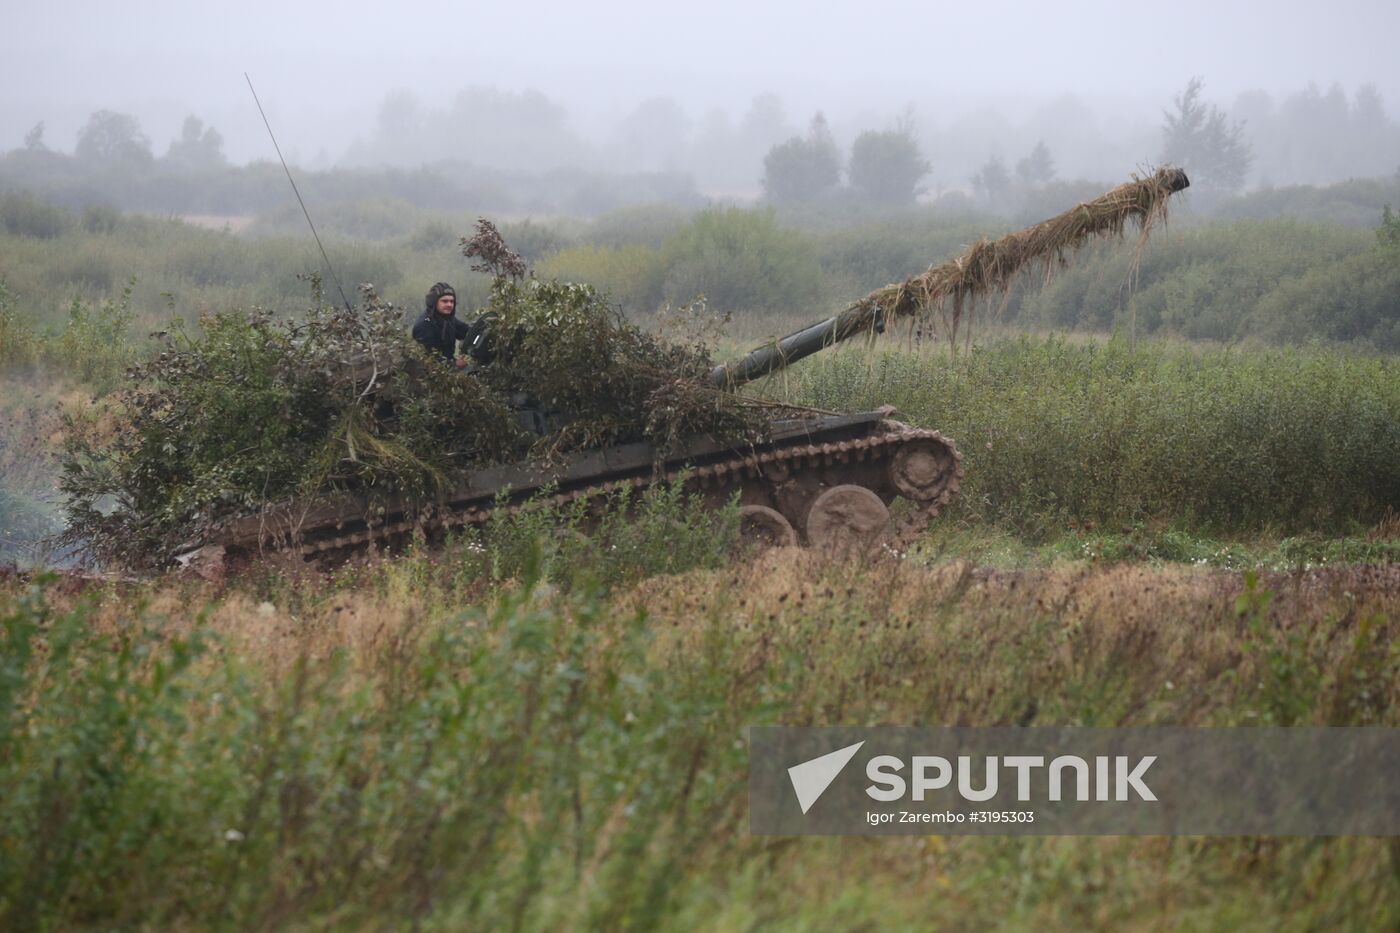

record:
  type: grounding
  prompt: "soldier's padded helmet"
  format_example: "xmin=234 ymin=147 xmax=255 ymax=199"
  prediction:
xmin=425 ymin=282 xmax=456 ymax=313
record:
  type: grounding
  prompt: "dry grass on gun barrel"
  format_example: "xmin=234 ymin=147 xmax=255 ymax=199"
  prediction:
xmin=59 ymin=221 xmax=775 ymax=570
xmin=841 ymin=167 xmax=1190 ymax=347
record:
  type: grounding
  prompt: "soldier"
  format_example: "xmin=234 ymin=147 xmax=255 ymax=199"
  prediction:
xmin=411 ymin=282 xmax=471 ymax=369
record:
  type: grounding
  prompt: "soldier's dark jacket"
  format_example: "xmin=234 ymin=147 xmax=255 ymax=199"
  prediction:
xmin=411 ymin=307 xmax=471 ymax=364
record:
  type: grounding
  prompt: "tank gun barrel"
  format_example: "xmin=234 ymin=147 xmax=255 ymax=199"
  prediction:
xmin=710 ymin=167 xmax=1189 ymax=391
xmin=708 ymin=305 xmax=881 ymax=389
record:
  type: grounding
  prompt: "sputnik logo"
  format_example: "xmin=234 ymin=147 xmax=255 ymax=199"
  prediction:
xmin=788 ymin=741 xmax=865 ymax=814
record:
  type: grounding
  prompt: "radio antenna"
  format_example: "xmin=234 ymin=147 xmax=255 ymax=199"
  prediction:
xmin=244 ymin=72 xmax=353 ymax=312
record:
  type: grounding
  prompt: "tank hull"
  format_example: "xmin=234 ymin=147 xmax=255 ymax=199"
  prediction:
xmin=176 ymin=409 xmax=961 ymax=575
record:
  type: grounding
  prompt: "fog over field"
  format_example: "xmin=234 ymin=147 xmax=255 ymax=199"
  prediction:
xmin=4 ymin=0 xmax=1400 ymax=193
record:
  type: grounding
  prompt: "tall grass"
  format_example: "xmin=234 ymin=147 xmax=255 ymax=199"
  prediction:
xmin=1 ymin=548 xmax=1396 ymax=928
xmin=762 ymin=336 xmax=1400 ymax=536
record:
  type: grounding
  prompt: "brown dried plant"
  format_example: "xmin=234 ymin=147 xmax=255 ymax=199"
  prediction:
xmin=839 ymin=167 xmax=1190 ymax=350
xmin=460 ymin=218 xmax=528 ymax=280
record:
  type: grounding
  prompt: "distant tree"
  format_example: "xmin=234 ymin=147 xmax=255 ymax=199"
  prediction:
xmin=165 ymin=115 xmax=226 ymax=171
xmin=1161 ymin=77 xmax=1252 ymax=192
xmin=739 ymin=93 xmax=789 ymax=152
xmin=616 ymin=97 xmax=691 ymax=169
xmin=1353 ymin=83 xmax=1386 ymax=129
xmin=1348 ymin=84 xmax=1397 ymax=178
xmin=23 ymin=122 xmax=46 ymax=151
xmin=761 ymin=113 xmax=841 ymax=204
xmin=1015 ymin=140 xmax=1056 ymax=185
xmin=377 ymin=89 xmax=421 ymax=138
xmin=971 ymin=155 xmax=1011 ymax=201
xmin=1231 ymin=89 xmax=1275 ymax=127
xmin=75 ymin=110 xmax=153 ymax=165
xmin=689 ymin=107 xmax=740 ymax=188
xmin=732 ymin=93 xmax=793 ymax=191
xmin=441 ymin=86 xmax=588 ymax=173
xmin=1379 ymin=205 xmax=1400 ymax=252
xmin=848 ymin=124 xmax=930 ymax=206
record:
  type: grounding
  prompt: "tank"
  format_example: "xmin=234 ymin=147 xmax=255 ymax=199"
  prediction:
xmin=174 ymin=168 xmax=1189 ymax=576
xmin=170 ymin=315 xmax=962 ymax=576
xmin=177 ymin=404 xmax=959 ymax=575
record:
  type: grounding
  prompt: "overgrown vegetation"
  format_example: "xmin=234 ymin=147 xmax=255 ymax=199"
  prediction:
xmin=3 ymin=183 xmax=1397 ymax=352
xmin=2 ymin=545 xmax=1397 ymax=928
xmin=766 ymin=336 xmax=1400 ymax=537
xmin=58 ymin=226 xmax=772 ymax=569
xmin=4 ymin=147 xmax=1400 ymax=930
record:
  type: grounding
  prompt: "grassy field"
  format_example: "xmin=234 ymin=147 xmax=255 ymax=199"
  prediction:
xmin=1 ymin=194 xmax=1398 ymax=927
xmin=2 ymin=333 xmax=1400 ymax=927
xmin=2 ymin=539 xmax=1398 ymax=929
xmin=760 ymin=338 xmax=1400 ymax=537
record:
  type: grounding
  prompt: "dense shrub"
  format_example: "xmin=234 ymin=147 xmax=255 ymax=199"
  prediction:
xmin=586 ymin=203 xmax=691 ymax=249
xmin=59 ymin=303 xmax=521 ymax=568
xmin=3 ymin=188 xmax=1398 ymax=352
xmin=1019 ymin=220 xmax=1377 ymax=341
xmin=0 ymin=278 xmax=37 ymax=368
xmin=53 ymin=283 xmax=139 ymax=388
xmin=658 ymin=208 xmax=824 ymax=313
xmin=79 ymin=204 xmax=120 ymax=235
xmin=495 ymin=218 xmax=575 ymax=261
xmin=464 ymin=477 xmax=741 ymax=588
xmin=0 ymin=191 xmax=71 ymax=238
xmin=1251 ymin=249 xmax=1400 ymax=350
xmin=1215 ymin=176 xmax=1400 ymax=227
xmin=535 ymin=243 xmax=664 ymax=313
xmin=812 ymin=216 xmax=1003 ymax=299
xmin=59 ymin=256 xmax=765 ymax=568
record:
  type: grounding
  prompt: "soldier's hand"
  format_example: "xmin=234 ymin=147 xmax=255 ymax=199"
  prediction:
xmin=455 ymin=356 xmax=469 ymax=370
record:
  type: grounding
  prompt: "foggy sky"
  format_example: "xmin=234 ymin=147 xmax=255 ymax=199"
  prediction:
xmin=4 ymin=0 xmax=1399 ymax=173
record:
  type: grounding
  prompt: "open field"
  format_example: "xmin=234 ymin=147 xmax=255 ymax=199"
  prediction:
xmin=3 ymin=330 xmax=1399 ymax=927
xmin=1 ymin=190 xmax=1398 ymax=928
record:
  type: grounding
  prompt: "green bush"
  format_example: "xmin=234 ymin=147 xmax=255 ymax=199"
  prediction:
xmin=496 ymin=218 xmax=575 ymax=261
xmin=0 ymin=191 xmax=71 ymax=239
xmin=535 ymin=243 xmax=665 ymax=313
xmin=52 ymin=280 xmax=139 ymax=388
xmin=56 ymin=300 xmax=522 ymax=568
xmin=3 ymin=193 xmax=1397 ymax=354
xmin=59 ymin=262 xmax=762 ymax=568
xmin=1020 ymin=220 xmax=1373 ymax=341
xmin=80 ymin=204 xmax=121 ymax=235
xmin=1251 ymin=249 xmax=1400 ymax=350
xmin=587 ymin=203 xmax=691 ymax=249
xmin=442 ymin=478 xmax=740 ymax=589
xmin=1215 ymin=176 xmax=1400 ymax=227
xmin=0 ymin=278 xmax=38 ymax=368
xmin=812 ymin=216 xmax=1003 ymax=299
xmin=658 ymin=208 xmax=824 ymax=313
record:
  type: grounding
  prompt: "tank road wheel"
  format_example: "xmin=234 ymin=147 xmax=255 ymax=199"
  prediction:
xmin=889 ymin=437 xmax=958 ymax=502
xmin=805 ymin=485 xmax=890 ymax=556
xmin=738 ymin=504 xmax=798 ymax=549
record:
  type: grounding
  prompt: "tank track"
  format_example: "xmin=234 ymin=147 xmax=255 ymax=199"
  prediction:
xmin=182 ymin=415 xmax=961 ymax=573
xmin=687 ymin=421 xmax=962 ymax=555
